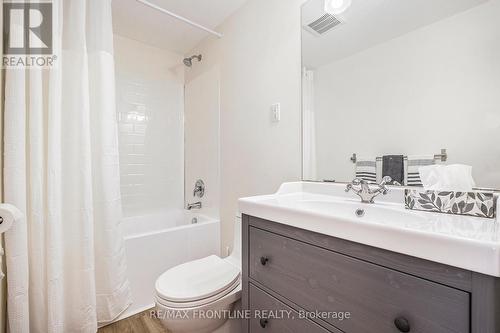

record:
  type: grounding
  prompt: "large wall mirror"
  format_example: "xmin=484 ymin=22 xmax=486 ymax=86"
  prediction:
xmin=301 ymin=0 xmax=500 ymax=189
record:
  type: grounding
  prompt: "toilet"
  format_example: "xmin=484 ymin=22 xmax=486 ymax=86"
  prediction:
xmin=155 ymin=216 xmax=242 ymax=333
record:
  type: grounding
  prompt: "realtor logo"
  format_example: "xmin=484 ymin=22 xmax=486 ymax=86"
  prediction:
xmin=3 ymin=1 xmax=56 ymax=68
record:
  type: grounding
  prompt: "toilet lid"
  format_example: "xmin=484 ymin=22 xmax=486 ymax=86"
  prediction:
xmin=155 ymin=255 xmax=240 ymax=303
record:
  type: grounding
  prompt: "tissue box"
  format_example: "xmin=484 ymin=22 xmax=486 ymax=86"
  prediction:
xmin=405 ymin=189 xmax=497 ymax=219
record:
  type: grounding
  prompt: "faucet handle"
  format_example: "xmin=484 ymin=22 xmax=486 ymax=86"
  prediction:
xmin=381 ymin=176 xmax=402 ymax=187
xmin=346 ymin=178 xmax=364 ymax=193
xmin=193 ymin=179 xmax=205 ymax=198
xmin=378 ymin=176 xmax=396 ymax=195
xmin=380 ymin=176 xmax=392 ymax=185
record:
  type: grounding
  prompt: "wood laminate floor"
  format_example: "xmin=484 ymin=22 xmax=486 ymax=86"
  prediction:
xmin=98 ymin=310 xmax=169 ymax=333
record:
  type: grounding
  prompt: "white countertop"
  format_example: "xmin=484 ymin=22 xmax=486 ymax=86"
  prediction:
xmin=238 ymin=182 xmax=500 ymax=277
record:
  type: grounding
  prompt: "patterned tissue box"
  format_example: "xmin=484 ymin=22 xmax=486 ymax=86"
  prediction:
xmin=405 ymin=189 xmax=498 ymax=219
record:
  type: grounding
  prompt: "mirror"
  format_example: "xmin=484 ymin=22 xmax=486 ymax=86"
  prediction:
xmin=301 ymin=0 xmax=500 ymax=189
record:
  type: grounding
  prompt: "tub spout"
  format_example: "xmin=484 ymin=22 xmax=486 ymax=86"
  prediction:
xmin=187 ymin=202 xmax=202 ymax=210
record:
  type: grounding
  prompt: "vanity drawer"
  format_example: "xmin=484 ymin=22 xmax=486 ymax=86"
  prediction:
xmin=249 ymin=283 xmax=336 ymax=333
xmin=249 ymin=227 xmax=470 ymax=333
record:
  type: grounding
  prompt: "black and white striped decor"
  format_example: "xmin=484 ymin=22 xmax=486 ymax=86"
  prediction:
xmin=355 ymin=160 xmax=377 ymax=183
xmin=406 ymin=156 xmax=435 ymax=186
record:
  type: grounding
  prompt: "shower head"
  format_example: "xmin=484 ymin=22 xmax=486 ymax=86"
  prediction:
xmin=183 ymin=54 xmax=202 ymax=67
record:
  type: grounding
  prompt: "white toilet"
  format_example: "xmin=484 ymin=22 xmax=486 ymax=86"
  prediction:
xmin=155 ymin=217 xmax=242 ymax=333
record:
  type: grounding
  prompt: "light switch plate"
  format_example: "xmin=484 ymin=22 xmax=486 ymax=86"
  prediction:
xmin=271 ymin=103 xmax=280 ymax=122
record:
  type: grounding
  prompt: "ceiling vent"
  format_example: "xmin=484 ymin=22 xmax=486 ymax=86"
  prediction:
xmin=304 ymin=13 xmax=342 ymax=36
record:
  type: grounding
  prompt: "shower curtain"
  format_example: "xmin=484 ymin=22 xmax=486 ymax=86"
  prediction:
xmin=3 ymin=1 xmax=131 ymax=332
xmin=302 ymin=68 xmax=317 ymax=180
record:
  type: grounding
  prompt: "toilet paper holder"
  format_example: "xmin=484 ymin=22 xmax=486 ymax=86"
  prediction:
xmin=0 ymin=203 xmax=23 ymax=234
xmin=0 ymin=204 xmax=23 ymax=280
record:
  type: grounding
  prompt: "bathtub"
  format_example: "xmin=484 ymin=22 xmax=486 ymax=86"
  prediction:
xmin=117 ymin=210 xmax=220 ymax=320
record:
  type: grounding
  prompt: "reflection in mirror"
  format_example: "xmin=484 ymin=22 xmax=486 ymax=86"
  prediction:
xmin=301 ymin=0 xmax=500 ymax=190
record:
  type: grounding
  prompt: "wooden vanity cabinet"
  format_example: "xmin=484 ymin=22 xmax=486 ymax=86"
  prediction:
xmin=242 ymin=215 xmax=500 ymax=333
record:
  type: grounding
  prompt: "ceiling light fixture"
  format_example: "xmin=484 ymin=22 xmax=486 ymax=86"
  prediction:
xmin=324 ymin=0 xmax=352 ymax=15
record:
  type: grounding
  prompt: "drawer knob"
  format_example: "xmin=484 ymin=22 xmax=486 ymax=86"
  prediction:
xmin=260 ymin=256 xmax=269 ymax=266
xmin=259 ymin=318 xmax=269 ymax=328
xmin=394 ymin=316 xmax=410 ymax=332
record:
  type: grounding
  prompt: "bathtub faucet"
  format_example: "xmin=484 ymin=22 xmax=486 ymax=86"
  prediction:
xmin=187 ymin=202 xmax=202 ymax=210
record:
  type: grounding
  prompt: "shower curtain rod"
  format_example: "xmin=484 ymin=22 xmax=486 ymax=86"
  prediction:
xmin=135 ymin=0 xmax=223 ymax=38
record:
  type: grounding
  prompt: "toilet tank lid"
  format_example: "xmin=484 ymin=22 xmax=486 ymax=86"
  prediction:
xmin=155 ymin=255 xmax=240 ymax=302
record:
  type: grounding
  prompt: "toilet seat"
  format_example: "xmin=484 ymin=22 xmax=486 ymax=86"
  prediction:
xmin=156 ymin=278 xmax=240 ymax=309
xmin=155 ymin=255 xmax=240 ymax=308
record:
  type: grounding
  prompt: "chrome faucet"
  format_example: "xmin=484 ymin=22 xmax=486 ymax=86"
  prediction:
xmin=345 ymin=176 xmax=395 ymax=204
xmin=187 ymin=202 xmax=202 ymax=210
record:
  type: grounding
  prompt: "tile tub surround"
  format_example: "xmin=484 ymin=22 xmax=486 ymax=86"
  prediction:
xmin=238 ymin=182 xmax=500 ymax=277
xmin=114 ymin=35 xmax=184 ymax=217
xmin=405 ymin=189 xmax=498 ymax=219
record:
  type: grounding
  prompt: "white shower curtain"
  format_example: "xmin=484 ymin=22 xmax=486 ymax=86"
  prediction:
xmin=3 ymin=1 xmax=131 ymax=332
xmin=302 ymin=68 xmax=317 ymax=180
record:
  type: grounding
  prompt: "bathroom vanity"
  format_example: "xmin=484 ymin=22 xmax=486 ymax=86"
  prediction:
xmin=239 ymin=182 xmax=500 ymax=333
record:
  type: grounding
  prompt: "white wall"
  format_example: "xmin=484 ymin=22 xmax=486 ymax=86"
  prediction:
xmin=0 ymin=3 xmax=6 ymax=331
xmin=313 ymin=0 xmax=500 ymax=188
xmin=114 ymin=35 xmax=185 ymax=216
xmin=185 ymin=0 xmax=305 ymax=254
xmin=184 ymin=67 xmax=221 ymax=218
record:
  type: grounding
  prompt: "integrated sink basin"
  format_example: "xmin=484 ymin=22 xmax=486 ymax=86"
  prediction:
xmin=238 ymin=182 xmax=500 ymax=277
xmin=295 ymin=199 xmax=428 ymax=225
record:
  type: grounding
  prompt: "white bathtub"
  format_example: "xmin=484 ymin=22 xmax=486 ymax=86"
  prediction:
xmin=117 ymin=210 xmax=220 ymax=320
